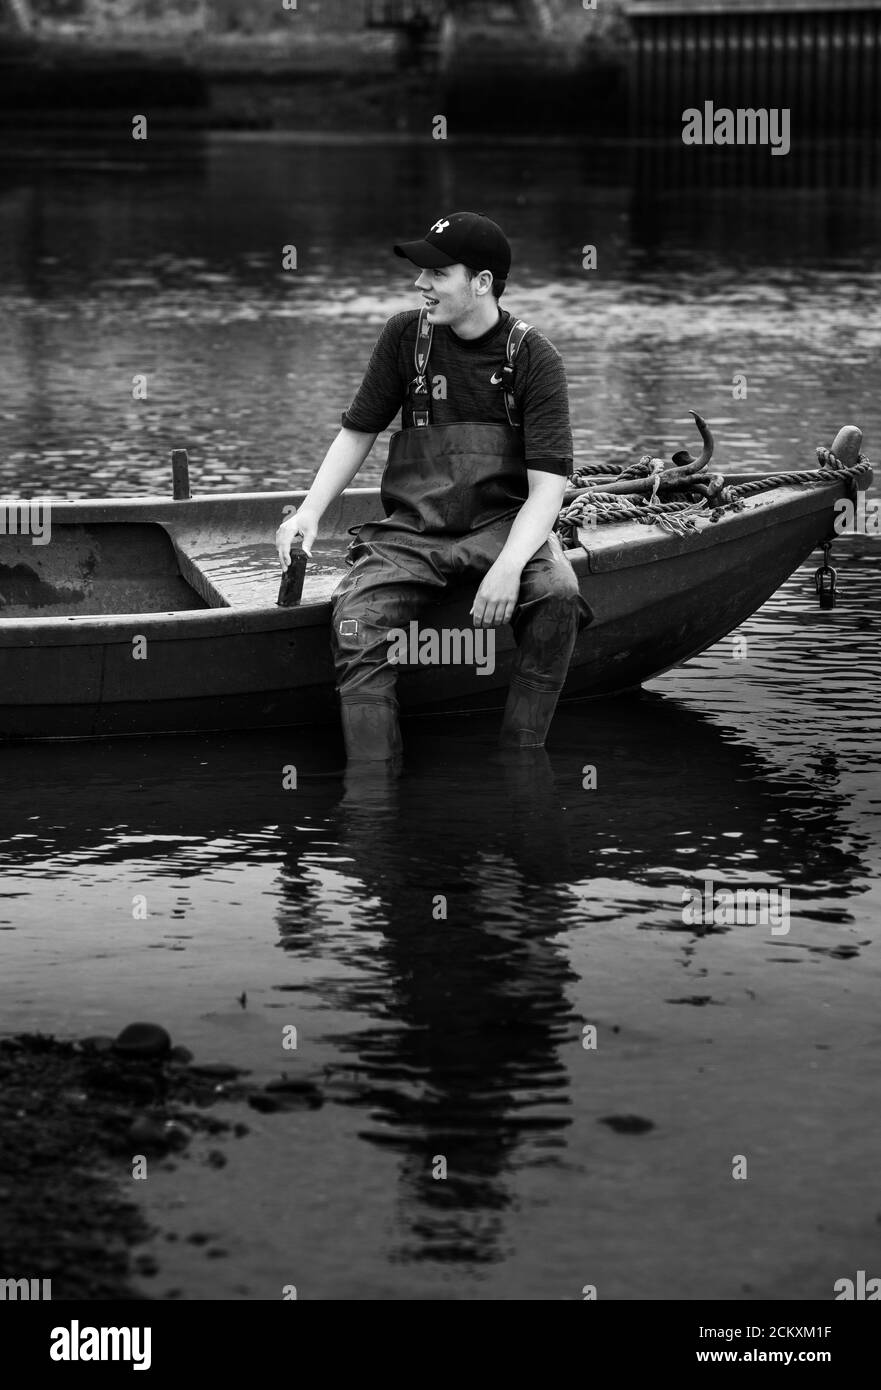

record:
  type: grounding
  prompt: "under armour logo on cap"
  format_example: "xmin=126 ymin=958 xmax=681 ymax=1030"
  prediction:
xmin=393 ymin=212 xmax=511 ymax=280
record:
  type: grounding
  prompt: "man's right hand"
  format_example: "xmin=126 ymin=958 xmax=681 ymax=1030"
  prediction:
xmin=276 ymin=508 xmax=318 ymax=568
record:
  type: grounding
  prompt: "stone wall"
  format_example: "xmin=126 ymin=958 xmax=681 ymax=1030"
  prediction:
xmin=26 ymin=0 xmax=367 ymax=37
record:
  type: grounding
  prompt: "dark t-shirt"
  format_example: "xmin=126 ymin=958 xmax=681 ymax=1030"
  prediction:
xmin=341 ymin=308 xmax=572 ymax=476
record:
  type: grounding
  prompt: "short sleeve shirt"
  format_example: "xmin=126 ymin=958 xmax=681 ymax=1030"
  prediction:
xmin=341 ymin=308 xmax=572 ymax=477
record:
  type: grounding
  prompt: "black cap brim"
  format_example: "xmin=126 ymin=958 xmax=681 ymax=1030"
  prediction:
xmin=393 ymin=240 xmax=457 ymax=269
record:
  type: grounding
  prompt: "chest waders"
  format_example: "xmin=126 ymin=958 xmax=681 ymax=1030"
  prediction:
xmin=376 ymin=310 xmax=533 ymax=535
xmin=331 ymin=308 xmax=593 ymax=764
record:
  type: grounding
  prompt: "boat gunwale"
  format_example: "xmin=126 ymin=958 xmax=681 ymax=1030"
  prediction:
xmin=10 ymin=468 xmax=867 ymax=522
xmin=0 ymin=474 xmax=870 ymax=644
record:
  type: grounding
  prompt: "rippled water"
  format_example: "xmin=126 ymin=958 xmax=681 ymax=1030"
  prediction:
xmin=3 ymin=135 xmax=881 ymax=494
xmin=1 ymin=135 xmax=879 ymax=1299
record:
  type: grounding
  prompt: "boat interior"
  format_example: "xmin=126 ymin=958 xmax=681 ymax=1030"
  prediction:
xmin=0 ymin=522 xmax=358 ymax=619
xmin=0 ymin=490 xmax=382 ymax=619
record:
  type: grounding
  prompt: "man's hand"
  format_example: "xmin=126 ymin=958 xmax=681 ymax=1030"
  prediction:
xmin=276 ymin=507 xmax=318 ymax=567
xmin=471 ymin=558 xmax=523 ymax=629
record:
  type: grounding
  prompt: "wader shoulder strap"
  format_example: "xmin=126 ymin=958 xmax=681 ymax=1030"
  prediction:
xmin=407 ymin=310 xmax=531 ymax=428
xmin=408 ymin=306 xmax=433 ymax=428
xmin=500 ymin=319 xmax=532 ymax=428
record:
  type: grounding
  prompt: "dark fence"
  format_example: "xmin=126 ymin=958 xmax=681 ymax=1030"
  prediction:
xmin=629 ymin=1 xmax=881 ymax=136
xmin=364 ymin=0 xmax=438 ymax=26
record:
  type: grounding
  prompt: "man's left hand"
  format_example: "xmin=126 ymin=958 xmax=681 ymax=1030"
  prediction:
xmin=471 ymin=559 xmax=522 ymax=629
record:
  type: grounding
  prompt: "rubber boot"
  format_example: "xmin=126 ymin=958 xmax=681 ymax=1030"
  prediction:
xmin=498 ymin=678 xmax=563 ymax=749
xmin=339 ymin=697 xmax=404 ymax=765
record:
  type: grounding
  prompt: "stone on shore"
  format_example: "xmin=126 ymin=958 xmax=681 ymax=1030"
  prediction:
xmin=113 ymin=1022 xmax=172 ymax=1059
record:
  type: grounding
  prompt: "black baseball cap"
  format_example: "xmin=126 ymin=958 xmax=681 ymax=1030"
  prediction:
xmin=393 ymin=211 xmax=511 ymax=280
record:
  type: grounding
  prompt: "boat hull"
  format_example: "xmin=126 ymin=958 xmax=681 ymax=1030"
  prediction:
xmin=0 ymin=472 xmax=870 ymax=741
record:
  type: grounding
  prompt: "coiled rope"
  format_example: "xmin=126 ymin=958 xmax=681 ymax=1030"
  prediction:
xmin=556 ymin=445 xmax=872 ymax=544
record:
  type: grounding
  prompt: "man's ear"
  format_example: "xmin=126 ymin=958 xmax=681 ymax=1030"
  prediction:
xmin=474 ymin=269 xmax=493 ymax=297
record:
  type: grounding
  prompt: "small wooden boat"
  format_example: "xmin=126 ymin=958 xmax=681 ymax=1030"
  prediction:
xmin=0 ymin=441 xmax=872 ymax=742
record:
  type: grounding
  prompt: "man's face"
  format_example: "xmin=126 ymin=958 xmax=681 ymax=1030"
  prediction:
xmin=413 ymin=262 xmax=478 ymax=325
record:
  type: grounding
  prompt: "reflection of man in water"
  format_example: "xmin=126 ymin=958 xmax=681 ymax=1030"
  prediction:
xmin=277 ymin=742 xmax=577 ymax=1267
xmin=277 ymin=212 xmax=592 ymax=766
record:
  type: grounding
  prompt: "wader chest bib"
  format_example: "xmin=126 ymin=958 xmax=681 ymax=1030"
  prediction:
xmin=366 ymin=307 xmax=535 ymax=537
xmin=378 ymin=421 xmax=526 ymax=535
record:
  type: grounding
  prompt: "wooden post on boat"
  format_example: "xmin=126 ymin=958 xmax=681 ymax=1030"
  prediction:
xmin=171 ymin=449 xmax=190 ymax=500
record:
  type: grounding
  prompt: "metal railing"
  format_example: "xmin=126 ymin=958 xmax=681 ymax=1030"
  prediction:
xmin=628 ymin=1 xmax=881 ymax=135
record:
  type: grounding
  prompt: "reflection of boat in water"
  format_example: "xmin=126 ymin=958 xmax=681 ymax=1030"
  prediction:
xmin=0 ymin=446 xmax=871 ymax=740
xmin=0 ymin=693 xmax=864 ymax=893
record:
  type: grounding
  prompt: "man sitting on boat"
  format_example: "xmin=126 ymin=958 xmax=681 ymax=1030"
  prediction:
xmin=276 ymin=211 xmax=592 ymax=764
